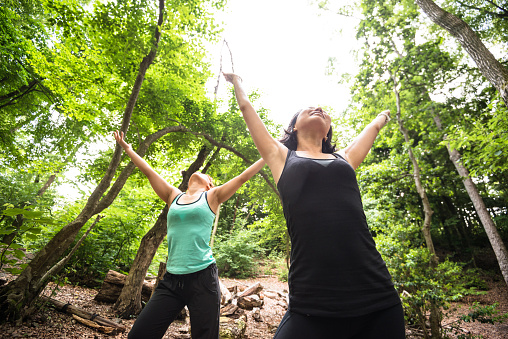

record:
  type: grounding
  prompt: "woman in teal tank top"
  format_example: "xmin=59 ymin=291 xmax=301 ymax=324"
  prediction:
xmin=114 ymin=131 xmax=265 ymax=339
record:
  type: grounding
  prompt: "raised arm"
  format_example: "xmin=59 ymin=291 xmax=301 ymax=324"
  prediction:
xmin=223 ymin=73 xmax=287 ymax=180
xmin=208 ymin=159 xmax=265 ymax=211
xmin=114 ymin=131 xmax=181 ymax=204
xmin=338 ymin=110 xmax=390 ymax=170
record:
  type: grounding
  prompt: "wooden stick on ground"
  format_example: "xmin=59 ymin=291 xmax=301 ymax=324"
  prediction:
xmin=40 ymin=296 xmax=126 ymax=334
xmin=72 ymin=314 xmax=122 ymax=335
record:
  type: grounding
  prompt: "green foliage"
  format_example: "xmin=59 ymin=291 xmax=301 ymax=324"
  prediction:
xmin=460 ymin=302 xmax=508 ymax=324
xmin=0 ymin=205 xmax=55 ymax=274
xmin=375 ymin=219 xmax=490 ymax=334
xmin=249 ymin=210 xmax=287 ymax=256
xmin=266 ymin=252 xmax=289 ymax=282
xmin=213 ymin=228 xmax=261 ymax=278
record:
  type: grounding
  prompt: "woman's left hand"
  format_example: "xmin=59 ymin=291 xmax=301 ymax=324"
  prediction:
xmin=376 ymin=110 xmax=391 ymax=128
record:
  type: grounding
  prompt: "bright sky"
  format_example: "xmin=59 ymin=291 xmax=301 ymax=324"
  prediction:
xmin=206 ymin=0 xmax=362 ymax=126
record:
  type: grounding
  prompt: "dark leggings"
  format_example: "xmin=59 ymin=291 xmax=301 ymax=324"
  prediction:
xmin=128 ymin=264 xmax=220 ymax=339
xmin=273 ymin=303 xmax=406 ymax=339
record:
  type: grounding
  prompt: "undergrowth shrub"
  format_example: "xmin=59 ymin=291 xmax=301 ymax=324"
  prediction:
xmin=214 ymin=228 xmax=261 ymax=278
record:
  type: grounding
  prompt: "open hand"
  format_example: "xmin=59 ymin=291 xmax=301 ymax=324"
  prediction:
xmin=113 ymin=130 xmax=132 ymax=151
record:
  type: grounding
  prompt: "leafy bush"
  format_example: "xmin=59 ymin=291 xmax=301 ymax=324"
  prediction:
xmin=213 ymin=228 xmax=261 ymax=278
xmin=265 ymin=251 xmax=288 ymax=282
xmin=376 ymin=228 xmax=487 ymax=336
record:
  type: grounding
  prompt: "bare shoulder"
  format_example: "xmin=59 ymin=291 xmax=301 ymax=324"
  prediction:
xmin=168 ymin=189 xmax=183 ymax=206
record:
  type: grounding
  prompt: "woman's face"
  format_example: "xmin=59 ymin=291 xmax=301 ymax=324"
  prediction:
xmin=294 ymin=107 xmax=331 ymax=137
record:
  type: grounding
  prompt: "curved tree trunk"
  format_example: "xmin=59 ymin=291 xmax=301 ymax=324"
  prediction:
xmin=113 ymin=205 xmax=169 ymax=318
xmin=414 ymin=0 xmax=508 ymax=107
xmin=0 ymin=0 xmax=165 ymax=323
xmin=433 ymin=111 xmax=508 ymax=287
xmin=113 ymin=146 xmax=210 ymax=318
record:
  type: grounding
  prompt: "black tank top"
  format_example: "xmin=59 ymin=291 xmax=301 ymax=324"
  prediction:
xmin=277 ymin=150 xmax=400 ymax=317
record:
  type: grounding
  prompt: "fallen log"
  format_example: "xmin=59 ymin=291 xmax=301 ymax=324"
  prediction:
xmin=72 ymin=314 xmax=122 ymax=335
xmin=220 ymin=303 xmax=239 ymax=316
xmin=237 ymin=282 xmax=262 ymax=298
xmin=40 ymin=296 xmax=126 ymax=334
xmin=237 ymin=294 xmax=263 ymax=310
xmin=94 ymin=270 xmax=153 ymax=303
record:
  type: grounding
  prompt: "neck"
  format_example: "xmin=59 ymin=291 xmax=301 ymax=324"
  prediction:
xmin=296 ymin=134 xmax=323 ymax=154
xmin=186 ymin=185 xmax=206 ymax=196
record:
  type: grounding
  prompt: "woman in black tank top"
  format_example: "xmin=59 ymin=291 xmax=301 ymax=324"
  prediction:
xmin=224 ymin=72 xmax=405 ymax=339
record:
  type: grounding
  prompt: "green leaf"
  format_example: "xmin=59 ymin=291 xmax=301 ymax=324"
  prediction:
xmin=13 ymin=249 xmax=26 ymax=259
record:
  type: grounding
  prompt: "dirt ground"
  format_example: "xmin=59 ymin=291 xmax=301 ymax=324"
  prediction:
xmin=0 ymin=274 xmax=507 ymax=338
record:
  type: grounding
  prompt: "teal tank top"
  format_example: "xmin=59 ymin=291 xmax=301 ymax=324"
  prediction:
xmin=166 ymin=191 xmax=216 ymax=274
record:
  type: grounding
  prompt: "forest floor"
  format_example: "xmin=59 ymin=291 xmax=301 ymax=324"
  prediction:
xmin=0 ymin=271 xmax=507 ymax=339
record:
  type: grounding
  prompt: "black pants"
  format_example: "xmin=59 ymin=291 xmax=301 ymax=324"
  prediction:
xmin=273 ymin=303 xmax=405 ymax=339
xmin=128 ymin=264 xmax=220 ymax=339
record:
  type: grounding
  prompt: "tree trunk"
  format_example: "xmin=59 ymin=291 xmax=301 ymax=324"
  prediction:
xmin=0 ymin=0 xmax=166 ymax=323
xmin=393 ymin=76 xmax=441 ymax=338
xmin=112 ymin=205 xmax=169 ymax=317
xmin=433 ymin=112 xmax=508 ymax=286
xmin=393 ymin=79 xmax=438 ymax=267
xmin=113 ymin=146 xmax=210 ymax=318
xmin=231 ymin=195 xmax=241 ymax=232
xmin=414 ymin=0 xmax=508 ymax=107
xmin=210 ymin=204 xmax=221 ymax=248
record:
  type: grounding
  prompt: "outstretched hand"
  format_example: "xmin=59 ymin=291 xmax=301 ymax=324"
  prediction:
xmin=113 ymin=130 xmax=132 ymax=151
xmin=376 ymin=110 xmax=391 ymax=128
xmin=223 ymin=72 xmax=242 ymax=84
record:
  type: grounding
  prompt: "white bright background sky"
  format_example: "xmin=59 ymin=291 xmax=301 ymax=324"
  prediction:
xmin=205 ymin=0 xmax=361 ymax=125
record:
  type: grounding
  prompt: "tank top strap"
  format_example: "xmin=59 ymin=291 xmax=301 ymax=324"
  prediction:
xmin=203 ymin=191 xmax=215 ymax=214
xmin=284 ymin=148 xmax=294 ymax=163
xmin=170 ymin=193 xmax=184 ymax=206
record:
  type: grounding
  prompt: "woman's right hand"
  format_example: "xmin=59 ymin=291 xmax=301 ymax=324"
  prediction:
xmin=113 ymin=130 xmax=132 ymax=152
